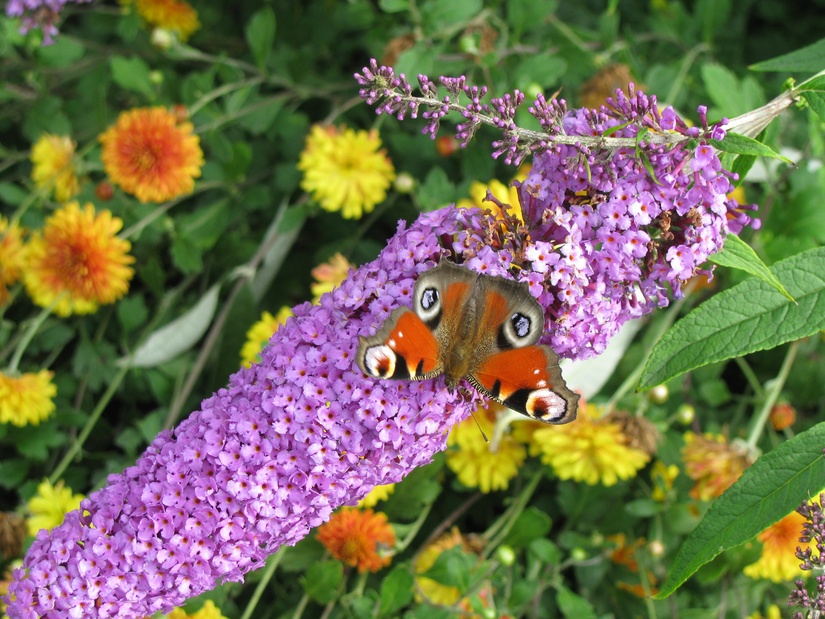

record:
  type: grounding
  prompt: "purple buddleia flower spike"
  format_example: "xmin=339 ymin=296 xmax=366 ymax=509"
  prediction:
xmin=6 ymin=0 xmax=92 ymax=42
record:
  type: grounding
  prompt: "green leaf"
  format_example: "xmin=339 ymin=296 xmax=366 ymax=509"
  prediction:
xmin=707 ymin=133 xmax=794 ymax=164
xmin=125 ymin=284 xmax=220 ymax=368
xmin=750 ymin=37 xmax=825 ymax=72
xmin=640 ymin=247 xmax=825 ymax=389
xmin=422 ymin=546 xmax=474 ymax=590
xmin=245 ymin=7 xmax=277 ymax=68
xmin=709 ymin=234 xmax=793 ymax=301
xmin=556 ymin=585 xmax=597 ymax=619
xmin=730 ymin=153 xmax=757 ymax=185
xmin=379 ymin=0 xmax=409 ymax=12
xmin=803 ymin=91 xmax=825 ymax=123
xmin=379 ymin=566 xmax=414 ymax=616
xmin=109 ymin=55 xmax=154 ymax=97
xmin=656 ymin=422 xmax=825 ymax=598
xmin=503 ymin=507 xmax=552 ymax=548
xmin=303 ymin=560 xmax=342 ymax=604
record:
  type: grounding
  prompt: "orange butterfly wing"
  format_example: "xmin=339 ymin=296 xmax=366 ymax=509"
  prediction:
xmin=357 ymin=308 xmax=442 ymax=380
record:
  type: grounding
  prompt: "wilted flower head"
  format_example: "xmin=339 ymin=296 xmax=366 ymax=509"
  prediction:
xmin=316 ymin=507 xmax=396 ymax=573
xmin=682 ymin=432 xmax=754 ymax=501
xmin=298 ymin=125 xmax=395 ymax=219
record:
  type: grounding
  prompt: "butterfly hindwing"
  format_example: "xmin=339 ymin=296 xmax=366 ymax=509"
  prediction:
xmin=469 ymin=346 xmax=579 ymax=424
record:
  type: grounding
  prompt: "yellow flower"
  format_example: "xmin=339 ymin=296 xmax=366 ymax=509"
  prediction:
xmin=316 ymin=508 xmax=396 ymax=573
xmin=0 ymin=218 xmax=25 ymax=306
xmin=23 ymin=202 xmax=134 ymax=316
xmin=165 ymin=600 xmax=229 ymax=619
xmin=456 ymin=164 xmax=530 ymax=221
xmin=27 ymin=480 xmax=84 ymax=536
xmin=747 ymin=605 xmax=782 ymax=619
xmin=240 ymin=307 xmax=293 ymax=367
xmin=744 ymin=509 xmax=811 ymax=583
xmin=682 ymin=432 xmax=754 ymax=501
xmin=0 ymin=370 xmax=56 ymax=427
xmin=358 ymin=483 xmax=395 ymax=509
xmin=30 ymin=134 xmax=81 ymax=202
xmin=310 ymin=253 xmax=352 ymax=303
xmin=100 ymin=107 xmax=203 ymax=203
xmin=298 ymin=125 xmax=395 ymax=219
xmin=414 ymin=527 xmax=467 ymax=605
xmin=446 ymin=405 xmax=526 ymax=493
xmin=528 ymin=403 xmax=650 ymax=486
xmin=650 ymin=461 xmax=680 ymax=502
xmin=132 ymin=0 xmax=200 ymax=41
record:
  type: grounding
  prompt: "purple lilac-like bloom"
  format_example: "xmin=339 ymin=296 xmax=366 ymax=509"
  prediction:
xmin=788 ymin=491 xmax=825 ymax=617
xmin=6 ymin=0 xmax=92 ymax=42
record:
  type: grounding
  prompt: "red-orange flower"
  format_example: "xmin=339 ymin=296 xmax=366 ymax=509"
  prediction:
xmin=100 ymin=107 xmax=203 ymax=203
xmin=744 ymin=509 xmax=811 ymax=582
xmin=0 ymin=217 xmax=25 ymax=305
xmin=133 ymin=0 xmax=200 ymax=41
xmin=316 ymin=508 xmax=395 ymax=573
xmin=23 ymin=202 xmax=134 ymax=316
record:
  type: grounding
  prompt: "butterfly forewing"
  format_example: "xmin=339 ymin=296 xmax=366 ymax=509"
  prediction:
xmin=357 ymin=308 xmax=442 ymax=380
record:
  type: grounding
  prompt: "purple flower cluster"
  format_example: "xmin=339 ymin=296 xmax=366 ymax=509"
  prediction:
xmin=355 ymin=60 xmax=759 ymax=358
xmin=5 ymin=0 xmax=92 ymax=42
xmin=788 ymin=493 xmax=825 ymax=618
xmin=4 ymin=208 xmax=487 ymax=619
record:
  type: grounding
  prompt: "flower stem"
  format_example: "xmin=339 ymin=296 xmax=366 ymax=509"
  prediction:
xmin=7 ymin=299 xmax=59 ymax=373
xmin=746 ymin=340 xmax=800 ymax=451
xmin=240 ymin=548 xmax=286 ymax=619
xmin=482 ymin=468 xmax=544 ymax=557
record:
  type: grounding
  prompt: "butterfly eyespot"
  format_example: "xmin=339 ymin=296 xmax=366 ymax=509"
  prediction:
xmin=420 ymin=288 xmax=439 ymax=310
xmin=510 ymin=313 xmax=532 ymax=339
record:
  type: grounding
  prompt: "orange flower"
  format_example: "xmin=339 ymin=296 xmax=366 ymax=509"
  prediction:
xmin=100 ymin=107 xmax=203 ymax=203
xmin=744 ymin=509 xmax=811 ymax=582
xmin=133 ymin=0 xmax=200 ymax=41
xmin=0 ymin=217 xmax=25 ymax=305
xmin=23 ymin=202 xmax=134 ymax=316
xmin=682 ymin=432 xmax=754 ymax=501
xmin=310 ymin=253 xmax=352 ymax=303
xmin=316 ymin=508 xmax=395 ymax=573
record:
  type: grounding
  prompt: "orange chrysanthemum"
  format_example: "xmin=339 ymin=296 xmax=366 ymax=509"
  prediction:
xmin=744 ymin=509 xmax=811 ymax=582
xmin=310 ymin=252 xmax=352 ymax=303
xmin=316 ymin=508 xmax=396 ymax=573
xmin=125 ymin=0 xmax=200 ymax=41
xmin=100 ymin=107 xmax=203 ymax=203
xmin=23 ymin=202 xmax=135 ymax=316
xmin=0 ymin=217 xmax=25 ymax=305
xmin=682 ymin=432 xmax=755 ymax=501
xmin=30 ymin=134 xmax=81 ymax=202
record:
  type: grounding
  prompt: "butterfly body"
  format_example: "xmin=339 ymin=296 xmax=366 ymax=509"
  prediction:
xmin=357 ymin=261 xmax=578 ymax=424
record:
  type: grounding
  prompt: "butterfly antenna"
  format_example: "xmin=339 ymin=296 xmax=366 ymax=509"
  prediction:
xmin=469 ymin=410 xmax=489 ymax=443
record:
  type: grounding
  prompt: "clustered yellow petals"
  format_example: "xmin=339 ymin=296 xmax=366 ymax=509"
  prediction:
xmin=130 ymin=0 xmax=201 ymax=41
xmin=358 ymin=483 xmax=395 ymax=509
xmin=650 ymin=460 xmax=680 ymax=502
xmin=413 ymin=527 xmax=468 ymax=605
xmin=744 ymin=509 xmax=811 ymax=583
xmin=22 ymin=202 xmax=134 ymax=316
xmin=0 ymin=370 xmax=56 ymax=427
xmin=446 ymin=405 xmax=526 ymax=493
xmin=30 ymin=134 xmax=81 ymax=202
xmin=165 ymin=600 xmax=230 ymax=619
xmin=0 ymin=217 xmax=26 ymax=305
xmin=240 ymin=307 xmax=293 ymax=367
xmin=298 ymin=125 xmax=395 ymax=220
xmin=27 ymin=480 xmax=84 ymax=536
xmin=528 ymin=403 xmax=650 ymax=486
xmin=682 ymin=432 xmax=754 ymax=501
xmin=316 ymin=507 xmax=396 ymax=573
xmin=310 ymin=252 xmax=352 ymax=303
xmin=100 ymin=107 xmax=204 ymax=203
xmin=456 ymin=164 xmax=530 ymax=221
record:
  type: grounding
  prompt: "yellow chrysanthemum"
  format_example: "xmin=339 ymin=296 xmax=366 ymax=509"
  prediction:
xmin=297 ymin=125 xmax=395 ymax=219
xmin=166 ymin=600 xmax=229 ymax=619
xmin=30 ymin=134 xmax=81 ymax=203
xmin=414 ymin=527 xmax=467 ymax=605
xmin=650 ymin=461 xmax=680 ymax=502
xmin=528 ymin=403 xmax=650 ymax=486
xmin=316 ymin=508 xmax=396 ymax=573
xmin=0 ymin=370 xmax=56 ymax=427
xmin=100 ymin=107 xmax=203 ymax=203
xmin=682 ymin=432 xmax=754 ymax=501
xmin=23 ymin=202 xmax=134 ymax=317
xmin=747 ymin=605 xmax=782 ymax=619
xmin=131 ymin=0 xmax=200 ymax=41
xmin=744 ymin=509 xmax=811 ymax=583
xmin=240 ymin=307 xmax=293 ymax=367
xmin=446 ymin=405 xmax=526 ymax=493
xmin=310 ymin=253 xmax=352 ymax=303
xmin=456 ymin=164 xmax=530 ymax=221
xmin=358 ymin=483 xmax=396 ymax=509
xmin=27 ymin=480 xmax=84 ymax=536
xmin=0 ymin=218 xmax=26 ymax=306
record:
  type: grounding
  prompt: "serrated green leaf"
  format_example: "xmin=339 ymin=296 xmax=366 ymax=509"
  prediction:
xmin=750 ymin=37 xmax=825 ymax=72
xmin=640 ymin=247 xmax=825 ymax=389
xmin=245 ymin=7 xmax=276 ymax=68
xmin=709 ymin=234 xmax=793 ymax=301
xmin=124 ymin=284 xmax=220 ymax=368
xmin=708 ymin=133 xmax=793 ymax=164
xmin=656 ymin=423 xmax=825 ymax=598
xmin=379 ymin=566 xmax=414 ymax=616
xmin=109 ymin=56 xmax=154 ymax=96
xmin=303 ymin=560 xmax=342 ymax=604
